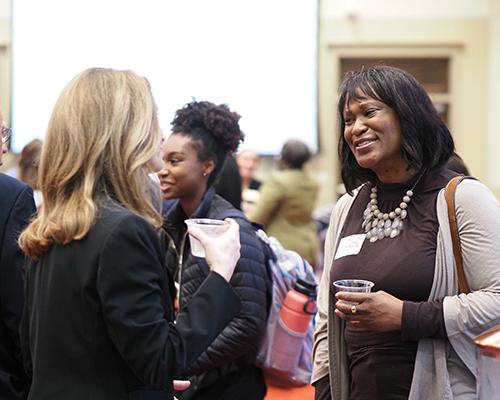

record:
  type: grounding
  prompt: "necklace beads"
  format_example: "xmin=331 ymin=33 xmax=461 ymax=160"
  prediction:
xmin=362 ymin=186 xmax=414 ymax=243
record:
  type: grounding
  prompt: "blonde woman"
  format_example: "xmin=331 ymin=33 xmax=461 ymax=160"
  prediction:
xmin=19 ymin=68 xmax=242 ymax=400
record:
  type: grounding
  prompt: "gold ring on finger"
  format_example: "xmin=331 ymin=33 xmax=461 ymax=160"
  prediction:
xmin=351 ymin=304 xmax=357 ymax=315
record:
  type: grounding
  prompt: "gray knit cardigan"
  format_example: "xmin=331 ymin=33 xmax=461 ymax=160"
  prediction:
xmin=312 ymin=179 xmax=500 ymax=400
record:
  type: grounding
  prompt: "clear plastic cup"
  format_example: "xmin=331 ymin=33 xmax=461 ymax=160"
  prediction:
xmin=333 ymin=279 xmax=374 ymax=305
xmin=184 ymin=218 xmax=225 ymax=257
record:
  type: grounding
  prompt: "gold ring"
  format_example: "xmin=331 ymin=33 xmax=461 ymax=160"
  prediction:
xmin=351 ymin=305 xmax=357 ymax=315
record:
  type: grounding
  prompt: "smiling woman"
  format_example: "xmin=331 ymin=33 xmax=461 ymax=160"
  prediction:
xmin=158 ymin=100 xmax=271 ymax=400
xmin=312 ymin=65 xmax=500 ymax=400
xmin=343 ymin=95 xmax=406 ymax=183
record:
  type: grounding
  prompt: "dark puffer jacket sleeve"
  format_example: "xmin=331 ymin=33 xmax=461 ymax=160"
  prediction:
xmin=181 ymin=220 xmax=270 ymax=375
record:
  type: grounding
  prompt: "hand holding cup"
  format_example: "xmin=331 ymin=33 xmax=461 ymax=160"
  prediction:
xmin=333 ymin=280 xmax=403 ymax=331
xmin=186 ymin=218 xmax=240 ymax=282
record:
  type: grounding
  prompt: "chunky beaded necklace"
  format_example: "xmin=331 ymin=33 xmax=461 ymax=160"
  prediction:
xmin=362 ymin=178 xmax=420 ymax=243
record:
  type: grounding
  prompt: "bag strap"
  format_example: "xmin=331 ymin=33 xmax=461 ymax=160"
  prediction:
xmin=444 ymin=176 xmax=471 ymax=294
xmin=215 ymin=209 xmax=248 ymax=222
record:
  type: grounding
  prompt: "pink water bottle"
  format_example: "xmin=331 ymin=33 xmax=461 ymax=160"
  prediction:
xmin=280 ymin=279 xmax=318 ymax=334
xmin=270 ymin=279 xmax=317 ymax=371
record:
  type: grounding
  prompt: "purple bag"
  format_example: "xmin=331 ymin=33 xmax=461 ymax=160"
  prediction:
xmin=254 ymin=230 xmax=317 ymax=387
xmin=216 ymin=209 xmax=317 ymax=387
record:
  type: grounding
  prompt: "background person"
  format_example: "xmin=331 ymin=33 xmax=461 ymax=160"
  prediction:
xmin=18 ymin=139 xmax=43 ymax=209
xmin=0 ymin=110 xmax=36 ymax=400
xmin=312 ymin=65 xmax=500 ymax=400
xmin=237 ymin=149 xmax=262 ymax=214
xmin=18 ymin=68 xmax=242 ymax=400
xmin=158 ymin=100 xmax=270 ymax=400
xmin=249 ymin=139 xmax=319 ymax=267
xmin=237 ymin=149 xmax=262 ymax=191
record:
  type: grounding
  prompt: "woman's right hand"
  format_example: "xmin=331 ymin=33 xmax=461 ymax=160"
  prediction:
xmin=173 ymin=380 xmax=191 ymax=400
xmin=187 ymin=218 xmax=240 ymax=282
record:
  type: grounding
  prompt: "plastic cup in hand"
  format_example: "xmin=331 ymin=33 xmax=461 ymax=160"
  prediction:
xmin=184 ymin=218 xmax=225 ymax=258
xmin=333 ymin=279 xmax=374 ymax=305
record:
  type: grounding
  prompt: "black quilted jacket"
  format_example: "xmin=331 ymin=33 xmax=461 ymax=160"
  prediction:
xmin=163 ymin=188 xmax=271 ymax=393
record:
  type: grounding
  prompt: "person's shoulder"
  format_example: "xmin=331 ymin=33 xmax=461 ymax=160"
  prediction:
xmin=95 ymin=198 xmax=156 ymax=239
xmin=211 ymin=196 xmax=247 ymax=224
xmin=210 ymin=198 xmax=260 ymax=244
xmin=0 ymin=173 xmax=33 ymax=208
xmin=331 ymin=185 xmax=365 ymax=218
xmin=424 ymin=166 xmax=459 ymax=189
xmin=0 ymin=172 xmax=29 ymax=193
xmin=268 ymin=170 xmax=295 ymax=186
xmin=455 ymin=178 xmax=497 ymax=207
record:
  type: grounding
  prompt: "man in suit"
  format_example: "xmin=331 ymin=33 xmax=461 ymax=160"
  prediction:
xmin=1 ymin=109 xmax=36 ymax=399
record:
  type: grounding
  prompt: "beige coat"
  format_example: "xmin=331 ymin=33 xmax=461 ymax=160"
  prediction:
xmin=249 ymin=169 xmax=319 ymax=266
xmin=312 ymin=179 xmax=500 ymax=399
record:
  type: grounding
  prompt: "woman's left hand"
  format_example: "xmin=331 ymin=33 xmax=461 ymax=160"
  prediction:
xmin=334 ymin=291 xmax=403 ymax=332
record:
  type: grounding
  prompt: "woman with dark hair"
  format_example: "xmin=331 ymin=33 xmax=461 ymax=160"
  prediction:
xmin=312 ymin=65 xmax=500 ymax=399
xmin=250 ymin=139 xmax=319 ymax=266
xmin=158 ymin=100 xmax=269 ymax=400
xmin=213 ymin=154 xmax=243 ymax=209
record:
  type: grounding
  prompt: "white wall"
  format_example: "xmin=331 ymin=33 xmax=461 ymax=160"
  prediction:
xmin=8 ymin=0 xmax=318 ymax=154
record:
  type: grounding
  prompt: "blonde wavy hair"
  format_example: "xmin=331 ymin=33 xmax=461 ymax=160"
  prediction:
xmin=19 ymin=68 xmax=163 ymax=260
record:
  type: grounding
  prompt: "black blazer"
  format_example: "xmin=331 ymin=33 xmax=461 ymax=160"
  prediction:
xmin=0 ymin=174 xmax=35 ymax=400
xmin=20 ymin=198 xmax=240 ymax=400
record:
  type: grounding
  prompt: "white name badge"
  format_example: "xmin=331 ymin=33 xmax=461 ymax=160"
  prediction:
xmin=334 ymin=234 xmax=366 ymax=260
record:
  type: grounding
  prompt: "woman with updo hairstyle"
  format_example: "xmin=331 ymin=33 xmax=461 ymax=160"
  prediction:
xmin=158 ymin=101 xmax=270 ymax=400
xmin=249 ymin=138 xmax=320 ymax=267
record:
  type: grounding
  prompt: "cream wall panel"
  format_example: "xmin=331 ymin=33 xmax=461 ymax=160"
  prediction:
xmin=323 ymin=0 xmax=492 ymax=19
xmin=488 ymin=1 xmax=500 ymax=198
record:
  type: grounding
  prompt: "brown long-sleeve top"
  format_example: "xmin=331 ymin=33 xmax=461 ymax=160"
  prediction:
xmin=330 ymin=167 xmax=457 ymax=400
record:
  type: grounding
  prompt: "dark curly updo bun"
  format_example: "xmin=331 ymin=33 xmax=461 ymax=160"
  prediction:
xmin=171 ymin=100 xmax=244 ymax=186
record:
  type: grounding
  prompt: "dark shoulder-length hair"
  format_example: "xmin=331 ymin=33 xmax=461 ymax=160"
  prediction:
xmin=338 ymin=65 xmax=455 ymax=193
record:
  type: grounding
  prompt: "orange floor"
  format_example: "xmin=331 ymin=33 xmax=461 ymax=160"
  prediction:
xmin=265 ymin=383 xmax=314 ymax=400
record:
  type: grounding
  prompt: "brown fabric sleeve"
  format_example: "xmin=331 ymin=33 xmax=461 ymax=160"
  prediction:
xmin=401 ymin=300 xmax=447 ymax=341
xmin=313 ymin=374 xmax=332 ymax=400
